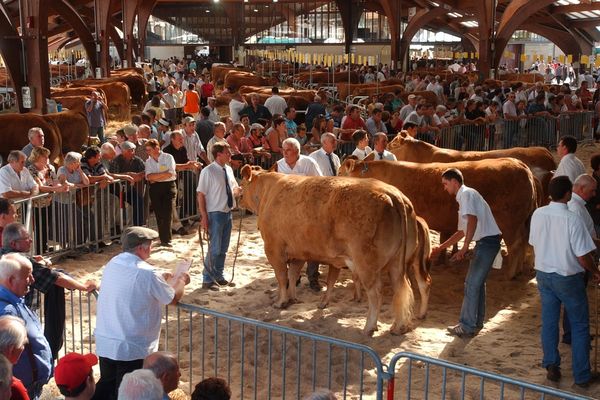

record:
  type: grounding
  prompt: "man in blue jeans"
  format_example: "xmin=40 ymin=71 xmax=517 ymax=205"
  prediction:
xmin=529 ymin=175 xmax=600 ymax=388
xmin=431 ymin=168 xmax=502 ymax=338
xmin=196 ymin=143 xmax=241 ymax=291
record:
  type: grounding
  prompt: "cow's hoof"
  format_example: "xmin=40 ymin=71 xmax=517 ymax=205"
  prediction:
xmin=389 ymin=324 xmax=411 ymax=336
xmin=317 ymin=302 xmax=328 ymax=310
xmin=363 ymin=327 xmax=377 ymax=337
xmin=273 ymin=300 xmax=290 ymax=309
xmin=416 ymin=312 xmax=427 ymax=320
xmin=288 ymin=298 xmax=301 ymax=305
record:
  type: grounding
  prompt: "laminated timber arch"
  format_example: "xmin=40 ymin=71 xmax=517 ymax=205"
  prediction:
xmin=398 ymin=7 xmax=450 ymax=65
xmin=493 ymin=0 xmax=559 ymax=68
xmin=0 ymin=3 xmax=25 ymax=112
xmin=49 ymin=0 xmax=97 ymax=71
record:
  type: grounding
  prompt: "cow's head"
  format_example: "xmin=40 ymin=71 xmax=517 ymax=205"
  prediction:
xmin=239 ymin=165 xmax=265 ymax=212
xmin=338 ymin=157 xmax=358 ymax=176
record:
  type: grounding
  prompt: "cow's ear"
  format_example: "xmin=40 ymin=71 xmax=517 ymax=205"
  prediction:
xmin=364 ymin=152 xmax=376 ymax=162
xmin=240 ymin=165 xmax=252 ymax=181
xmin=344 ymin=159 xmax=356 ymax=172
xmin=399 ymin=130 xmax=407 ymax=139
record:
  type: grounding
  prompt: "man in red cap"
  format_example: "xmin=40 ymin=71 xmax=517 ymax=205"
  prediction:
xmin=54 ymin=352 xmax=97 ymax=400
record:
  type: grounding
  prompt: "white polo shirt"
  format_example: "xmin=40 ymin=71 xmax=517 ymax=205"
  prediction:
xmin=196 ymin=161 xmax=239 ymax=212
xmin=555 ymin=153 xmax=586 ymax=183
xmin=264 ymin=95 xmax=287 ymax=117
xmin=369 ymin=150 xmax=397 ymax=161
xmin=144 ymin=152 xmax=176 ymax=182
xmin=529 ymin=202 xmax=596 ymax=276
xmin=0 ymin=164 xmax=37 ymax=196
xmin=568 ymin=192 xmax=597 ymax=239
xmin=309 ymin=148 xmax=340 ymax=177
xmin=277 ymin=155 xmax=322 ymax=176
xmin=456 ymin=185 xmax=501 ymax=241
xmin=351 ymin=146 xmax=373 ymax=160
xmin=95 ymin=252 xmax=175 ymax=360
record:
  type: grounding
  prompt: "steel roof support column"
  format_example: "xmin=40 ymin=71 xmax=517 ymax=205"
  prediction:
xmin=20 ymin=0 xmax=50 ymax=114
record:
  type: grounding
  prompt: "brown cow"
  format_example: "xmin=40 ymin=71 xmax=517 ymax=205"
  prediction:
xmin=211 ymin=64 xmax=250 ymax=84
xmin=42 ymin=110 xmax=89 ymax=154
xmin=239 ymin=166 xmax=420 ymax=336
xmin=0 ymin=113 xmax=62 ymax=165
xmin=292 ymin=71 xmax=359 ymax=85
xmin=51 ymin=87 xmax=108 ymax=105
xmin=388 ymin=131 xmax=555 ymax=203
xmin=336 ymin=79 xmax=404 ymax=101
xmin=69 ymin=73 xmax=144 ymax=108
xmin=224 ymin=71 xmax=278 ymax=91
xmin=339 ymin=158 xmax=538 ymax=279
xmin=399 ymin=91 xmax=439 ymax=105
xmin=51 ymin=95 xmax=87 ymax=114
xmin=69 ymin=81 xmax=131 ymax=120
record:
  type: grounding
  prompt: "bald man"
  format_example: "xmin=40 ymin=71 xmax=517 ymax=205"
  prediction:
xmin=143 ymin=352 xmax=180 ymax=400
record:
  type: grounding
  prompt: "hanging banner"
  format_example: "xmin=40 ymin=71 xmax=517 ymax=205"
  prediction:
xmin=520 ymin=54 xmax=527 ymax=62
xmin=567 ymin=54 xmax=573 ymax=64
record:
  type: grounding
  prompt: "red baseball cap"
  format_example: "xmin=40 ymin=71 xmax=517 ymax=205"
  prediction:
xmin=55 ymin=353 xmax=98 ymax=391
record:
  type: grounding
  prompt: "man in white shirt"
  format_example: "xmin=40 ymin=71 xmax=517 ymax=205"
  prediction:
xmin=206 ymin=122 xmax=227 ymax=163
xmin=310 ymin=132 xmax=340 ymax=177
xmin=197 ymin=142 xmax=241 ymax=291
xmin=431 ymin=168 xmax=502 ymax=338
xmin=0 ymin=150 xmax=38 ymax=199
xmin=277 ymin=138 xmax=323 ymax=290
xmin=399 ymin=94 xmax=417 ymax=122
xmin=369 ymin=133 xmax=397 ymax=161
xmin=206 ymin=97 xmax=220 ymax=123
xmin=555 ymin=135 xmax=585 ymax=183
xmin=94 ymin=226 xmax=189 ymax=400
xmin=182 ymin=116 xmax=209 ymax=165
xmin=529 ymin=176 xmax=599 ymax=388
xmin=21 ymin=127 xmax=44 ymax=157
xmin=264 ymin=87 xmax=287 ymax=117
xmin=276 ymin=138 xmax=322 ymax=176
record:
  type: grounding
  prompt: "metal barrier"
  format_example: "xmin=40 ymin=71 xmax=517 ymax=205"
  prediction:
xmin=162 ymin=303 xmax=387 ymax=399
xmin=386 ymin=352 xmax=590 ymax=400
xmin=434 ymin=112 xmax=594 ymax=152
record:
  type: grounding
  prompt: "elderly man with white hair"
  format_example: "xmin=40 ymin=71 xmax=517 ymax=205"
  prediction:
xmin=143 ymin=352 xmax=180 ymax=400
xmin=0 ymin=253 xmax=52 ymax=399
xmin=0 ymin=315 xmax=29 ymax=399
xmin=206 ymin=122 xmax=227 ymax=163
xmin=0 ymin=150 xmax=38 ymax=199
xmin=21 ymin=127 xmax=44 ymax=157
xmin=117 ymin=369 xmax=163 ymax=400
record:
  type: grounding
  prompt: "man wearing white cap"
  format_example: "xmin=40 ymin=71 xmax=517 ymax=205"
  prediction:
xmin=399 ymin=94 xmax=418 ymax=122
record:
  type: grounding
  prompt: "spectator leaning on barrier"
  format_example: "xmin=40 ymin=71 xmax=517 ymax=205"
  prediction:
xmin=94 ymin=227 xmax=190 ymax=400
xmin=0 ymin=315 xmax=30 ymax=400
xmin=54 ymin=353 xmax=98 ymax=400
xmin=109 ymin=141 xmax=146 ymax=226
xmin=554 ymin=135 xmax=585 ymax=183
xmin=0 ymin=151 xmax=38 ymax=200
xmin=0 ymin=253 xmax=52 ymax=399
xmin=191 ymin=377 xmax=231 ymax=400
xmin=143 ymin=352 xmax=181 ymax=400
xmin=0 ymin=199 xmax=16 ymax=249
xmin=21 ymin=128 xmax=44 ymax=158
xmin=117 ymin=369 xmax=163 ymax=400
xmin=206 ymin=122 xmax=227 ymax=163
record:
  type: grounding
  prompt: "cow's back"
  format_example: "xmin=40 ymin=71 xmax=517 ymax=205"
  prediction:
xmin=0 ymin=114 xmax=62 ymax=164
xmin=42 ymin=111 xmax=89 ymax=154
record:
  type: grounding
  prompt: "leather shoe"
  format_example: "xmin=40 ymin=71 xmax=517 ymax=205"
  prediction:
xmin=176 ymin=227 xmax=190 ymax=235
xmin=202 ymin=282 xmax=219 ymax=291
xmin=309 ymin=281 xmax=322 ymax=292
xmin=217 ymin=279 xmax=235 ymax=287
xmin=546 ymin=365 xmax=561 ymax=382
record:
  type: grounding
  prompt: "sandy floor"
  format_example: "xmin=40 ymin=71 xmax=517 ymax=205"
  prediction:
xmin=35 ymin=143 xmax=600 ymax=399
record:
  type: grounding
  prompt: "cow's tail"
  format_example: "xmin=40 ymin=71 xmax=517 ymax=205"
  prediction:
xmin=390 ymin=192 xmax=417 ymax=332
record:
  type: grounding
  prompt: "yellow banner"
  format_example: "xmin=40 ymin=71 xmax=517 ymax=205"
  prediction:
xmin=595 ymin=57 xmax=600 ymax=68
xmin=567 ymin=54 xmax=572 ymax=64
xmin=581 ymin=55 xmax=590 ymax=66
xmin=520 ymin=54 xmax=527 ymax=62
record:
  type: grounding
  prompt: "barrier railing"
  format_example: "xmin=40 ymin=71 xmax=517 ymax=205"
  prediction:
xmin=162 ymin=303 xmax=387 ymax=399
xmin=386 ymin=352 xmax=590 ymax=400
xmin=33 ymin=293 xmax=590 ymax=399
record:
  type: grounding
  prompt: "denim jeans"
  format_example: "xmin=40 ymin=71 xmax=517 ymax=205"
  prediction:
xmin=203 ymin=211 xmax=232 ymax=283
xmin=536 ymin=271 xmax=591 ymax=384
xmin=459 ymin=234 xmax=501 ymax=333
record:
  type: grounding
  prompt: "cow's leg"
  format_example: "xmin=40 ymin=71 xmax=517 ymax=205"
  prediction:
xmin=266 ymin=249 xmax=291 ymax=309
xmin=390 ymin=274 xmax=415 ymax=335
xmin=287 ymin=260 xmax=304 ymax=304
xmin=412 ymin=259 xmax=432 ymax=319
xmin=504 ymin=227 xmax=526 ymax=279
xmin=351 ymin=272 xmax=362 ymax=302
xmin=362 ymin=277 xmax=382 ymax=336
xmin=318 ymin=266 xmax=341 ymax=309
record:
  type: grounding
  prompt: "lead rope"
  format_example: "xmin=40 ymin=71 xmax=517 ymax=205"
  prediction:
xmin=198 ymin=207 xmax=244 ymax=288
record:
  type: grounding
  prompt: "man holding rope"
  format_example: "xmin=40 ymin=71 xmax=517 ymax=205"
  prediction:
xmin=197 ymin=142 xmax=241 ymax=291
